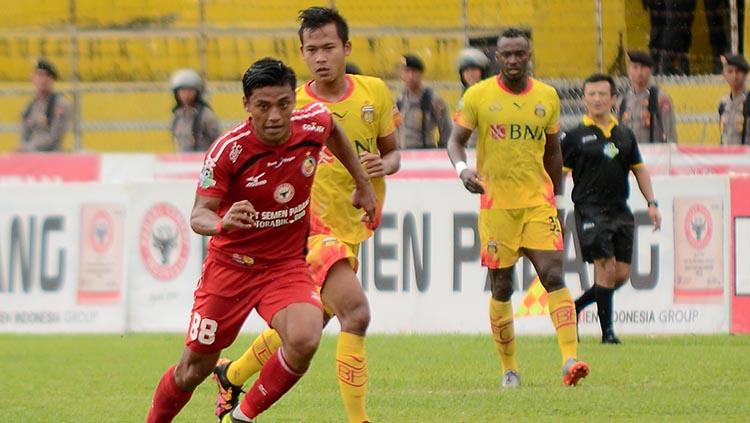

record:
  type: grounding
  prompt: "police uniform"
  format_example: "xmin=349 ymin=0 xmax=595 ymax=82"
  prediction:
xmin=562 ymin=115 xmax=645 ymax=264
xmin=718 ymin=54 xmax=750 ymax=145
xmin=171 ymin=105 xmax=221 ymax=151
xmin=396 ymin=54 xmax=452 ymax=149
xmin=619 ymin=51 xmax=678 ymax=143
xmin=20 ymin=60 xmax=71 ymax=152
xmin=170 ymin=69 xmax=222 ymax=152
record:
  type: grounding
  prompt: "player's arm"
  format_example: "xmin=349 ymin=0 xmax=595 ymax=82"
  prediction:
xmin=360 ymin=133 xmax=400 ymax=178
xmin=325 ymin=122 xmax=377 ymax=221
xmin=631 ymin=165 xmax=661 ymax=231
xmin=543 ymin=132 xmax=564 ymax=196
xmin=190 ymin=194 xmax=257 ymax=236
xmin=448 ymin=123 xmax=483 ymax=194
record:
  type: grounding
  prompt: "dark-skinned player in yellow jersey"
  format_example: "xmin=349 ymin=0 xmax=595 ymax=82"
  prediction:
xmin=447 ymin=28 xmax=590 ymax=388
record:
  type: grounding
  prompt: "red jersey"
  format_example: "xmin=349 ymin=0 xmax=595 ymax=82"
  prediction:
xmin=197 ymin=102 xmax=333 ymax=267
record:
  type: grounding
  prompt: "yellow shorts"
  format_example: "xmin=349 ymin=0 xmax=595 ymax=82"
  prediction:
xmin=479 ymin=203 xmax=563 ymax=269
xmin=306 ymin=234 xmax=359 ymax=317
xmin=306 ymin=234 xmax=359 ymax=288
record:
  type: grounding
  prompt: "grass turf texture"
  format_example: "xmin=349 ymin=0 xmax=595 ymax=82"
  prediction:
xmin=1 ymin=334 xmax=748 ymax=422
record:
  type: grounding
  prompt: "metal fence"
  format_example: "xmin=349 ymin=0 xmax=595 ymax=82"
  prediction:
xmin=0 ymin=0 xmax=742 ymax=150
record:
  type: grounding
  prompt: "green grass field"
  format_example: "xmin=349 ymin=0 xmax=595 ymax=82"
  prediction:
xmin=1 ymin=334 xmax=749 ymax=422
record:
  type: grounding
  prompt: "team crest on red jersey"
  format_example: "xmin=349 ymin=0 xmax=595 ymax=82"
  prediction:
xmin=301 ymin=155 xmax=316 ymax=177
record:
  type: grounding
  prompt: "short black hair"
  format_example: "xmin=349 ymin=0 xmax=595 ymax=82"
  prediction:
xmin=242 ymin=58 xmax=297 ymax=98
xmin=499 ymin=27 xmax=531 ymax=42
xmin=298 ymin=6 xmax=349 ymax=44
xmin=583 ymin=73 xmax=616 ymax=95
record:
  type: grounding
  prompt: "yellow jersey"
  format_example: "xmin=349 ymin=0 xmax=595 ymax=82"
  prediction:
xmin=296 ymin=74 xmax=396 ymax=244
xmin=456 ymin=76 xmax=560 ymax=209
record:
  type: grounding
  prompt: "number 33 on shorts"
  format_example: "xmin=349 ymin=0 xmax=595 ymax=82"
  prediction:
xmin=189 ymin=312 xmax=218 ymax=345
xmin=548 ymin=216 xmax=562 ymax=233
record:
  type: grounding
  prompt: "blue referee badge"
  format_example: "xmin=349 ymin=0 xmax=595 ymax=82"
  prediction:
xmin=534 ymin=102 xmax=546 ymax=117
xmin=603 ymin=142 xmax=619 ymax=159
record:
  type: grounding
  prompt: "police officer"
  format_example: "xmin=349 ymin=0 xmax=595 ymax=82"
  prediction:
xmin=618 ymin=51 xmax=678 ymax=143
xmin=718 ymin=54 xmax=750 ymax=145
xmin=457 ymin=47 xmax=491 ymax=91
xmin=396 ymin=54 xmax=452 ymax=149
xmin=19 ymin=59 xmax=72 ymax=152
xmin=455 ymin=47 xmax=492 ymax=148
xmin=170 ymin=69 xmax=221 ymax=152
xmin=562 ymin=73 xmax=662 ymax=344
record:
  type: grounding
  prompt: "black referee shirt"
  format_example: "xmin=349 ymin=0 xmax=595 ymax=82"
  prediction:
xmin=561 ymin=115 xmax=644 ymax=206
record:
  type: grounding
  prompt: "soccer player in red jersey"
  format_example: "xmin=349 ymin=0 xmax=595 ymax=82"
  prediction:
xmin=213 ymin=8 xmax=400 ymax=423
xmin=145 ymin=57 xmax=376 ymax=423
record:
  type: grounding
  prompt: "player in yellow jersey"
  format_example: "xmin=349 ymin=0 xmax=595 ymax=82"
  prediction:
xmin=212 ymin=7 xmax=400 ymax=423
xmin=447 ymin=28 xmax=589 ymax=388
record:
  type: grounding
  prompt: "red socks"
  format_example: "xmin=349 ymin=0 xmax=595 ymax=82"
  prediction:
xmin=145 ymin=366 xmax=193 ymax=423
xmin=239 ymin=349 xmax=304 ymax=419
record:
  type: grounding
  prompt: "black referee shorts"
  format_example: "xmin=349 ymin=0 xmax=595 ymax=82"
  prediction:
xmin=574 ymin=204 xmax=634 ymax=264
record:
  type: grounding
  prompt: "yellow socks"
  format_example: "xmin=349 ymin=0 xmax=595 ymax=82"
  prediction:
xmin=226 ymin=328 xmax=282 ymax=386
xmin=489 ymin=298 xmax=517 ymax=372
xmin=336 ymin=332 xmax=369 ymax=423
xmin=548 ymin=287 xmax=578 ymax=365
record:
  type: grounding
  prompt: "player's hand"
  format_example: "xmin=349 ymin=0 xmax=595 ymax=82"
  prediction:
xmin=359 ymin=151 xmax=386 ymax=178
xmin=223 ymin=200 xmax=258 ymax=230
xmin=352 ymin=181 xmax=377 ymax=223
xmin=649 ymin=206 xmax=662 ymax=232
xmin=459 ymin=168 xmax=484 ymax=194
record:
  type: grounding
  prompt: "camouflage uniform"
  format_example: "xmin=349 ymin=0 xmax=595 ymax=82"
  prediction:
xmin=618 ymin=86 xmax=677 ymax=143
xmin=171 ymin=105 xmax=221 ymax=152
xmin=20 ymin=93 xmax=72 ymax=151
xmin=396 ymin=88 xmax=452 ymax=149
xmin=718 ymin=92 xmax=749 ymax=145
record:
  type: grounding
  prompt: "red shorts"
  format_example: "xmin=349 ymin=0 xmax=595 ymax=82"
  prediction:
xmin=184 ymin=256 xmax=322 ymax=354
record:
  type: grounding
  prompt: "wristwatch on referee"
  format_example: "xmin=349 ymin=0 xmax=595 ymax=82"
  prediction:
xmin=647 ymin=200 xmax=659 ymax=208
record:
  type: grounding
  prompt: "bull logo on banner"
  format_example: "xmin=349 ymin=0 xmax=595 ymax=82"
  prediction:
xmin=140 ymin=203 xmax=190 ymax=281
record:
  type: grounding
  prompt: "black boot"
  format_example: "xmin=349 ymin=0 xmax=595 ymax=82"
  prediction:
xmin=602 ymin=327 xmax=621 ymax=344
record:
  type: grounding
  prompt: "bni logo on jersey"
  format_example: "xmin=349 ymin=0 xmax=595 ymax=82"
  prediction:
xmin=139 ymin=203 xmax=190 ymax=281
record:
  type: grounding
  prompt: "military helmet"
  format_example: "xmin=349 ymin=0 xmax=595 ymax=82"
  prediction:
xmin=170 ymin=69 xmax=204 ymax=93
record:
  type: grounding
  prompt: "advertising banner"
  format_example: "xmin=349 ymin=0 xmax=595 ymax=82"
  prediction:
xmin=730 ymin=176 xmax=750 ymax=333
xmin=0 ymin=184 xmax=127 ymax=333
xmin=357 ymin=175 xmax=731 ymax=335
xmin=125 ymin=182 xmax=205 ymax=332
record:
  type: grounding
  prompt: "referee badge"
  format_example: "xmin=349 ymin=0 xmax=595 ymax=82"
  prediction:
xmin=603 ymin=142 xmax=619 ymax=159
xmin=534 ymin=103 xmax=546 ymax=117
xmin=487 ymin=240 xmax=498 ymax=254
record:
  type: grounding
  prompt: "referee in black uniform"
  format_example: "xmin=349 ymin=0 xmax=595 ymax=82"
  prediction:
xmin=562 ymin=74 xmax=662 ymax=344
